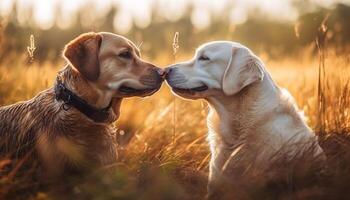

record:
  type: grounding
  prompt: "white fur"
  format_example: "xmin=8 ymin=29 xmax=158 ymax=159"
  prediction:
xmin=165 ymin=41 xmax=325 ymax=198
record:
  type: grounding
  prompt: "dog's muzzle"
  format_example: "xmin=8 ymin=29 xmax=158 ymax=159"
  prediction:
xmin=119 ymin=68 xmax=164 ymax=95
xmin=140 ymin=68 xmax=164 ymax=87
xmin=165 ymin=67 xmax=208 ymax=93
xmin=165 ymin=68 xmax=187 ymax=87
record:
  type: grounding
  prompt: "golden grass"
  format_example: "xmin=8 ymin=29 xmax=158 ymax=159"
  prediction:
xmin=0 ymin=50 xmax=350 ymax=199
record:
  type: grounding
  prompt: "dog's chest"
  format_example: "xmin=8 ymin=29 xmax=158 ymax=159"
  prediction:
xmin=37 ymin=123 xmax=117 ymax=168
xmin=209 ymin=109 xmax=252 ymax=141
xmin=207 ymin=108 xmax=249 ymax=158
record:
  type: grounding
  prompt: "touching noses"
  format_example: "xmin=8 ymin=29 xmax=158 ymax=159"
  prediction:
xmin=156 ymin=68 xmax=167 ymax=78
xmin=164 ymin=66 xmax=177 ymax=80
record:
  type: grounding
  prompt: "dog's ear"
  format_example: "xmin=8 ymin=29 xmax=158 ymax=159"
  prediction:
xmin=63 ymin=32 xmax=102 ymax=81
xmin=222 ymin=47 xmax=264 ymax=96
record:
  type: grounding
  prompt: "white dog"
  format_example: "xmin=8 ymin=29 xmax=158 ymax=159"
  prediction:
xmin=165 ymin=41 xmax=324 ymax=198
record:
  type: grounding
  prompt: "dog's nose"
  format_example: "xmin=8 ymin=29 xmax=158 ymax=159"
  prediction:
xmin=164 ymin=67 xmax=176 ymax=79
xmin=140 ymin=68 xmax=164 ymax=87
xmin=165 ymin=67 xmax=174 ymax=74
xmin=156 ymin=68 xmax=167 ymax=78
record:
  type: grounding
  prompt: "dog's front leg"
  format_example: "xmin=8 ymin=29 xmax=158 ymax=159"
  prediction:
xmin=206 ymin=162 xmax=225 ymax=200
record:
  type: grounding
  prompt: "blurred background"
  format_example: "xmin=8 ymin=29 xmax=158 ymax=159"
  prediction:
xmin=0 ymin=0 xmax=350 ymax=63
xmin=1 ymin=1 xmax=350 ymax=199
xmin=0 ymin=0 xmax=349 ymax=135
xmin=1 ymin=0 xmax=350 ymax=142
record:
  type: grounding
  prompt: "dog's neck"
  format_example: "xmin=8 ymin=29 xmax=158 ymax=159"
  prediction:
xmin=206 ymin=73 xmax=280 ymax=145
xmin=57 ymin=66 xmax=121 ymax=123
xmin=209 ymin=73 xmax=278 ymax=117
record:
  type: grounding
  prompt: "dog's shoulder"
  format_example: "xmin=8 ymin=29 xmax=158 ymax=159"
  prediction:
xmin=0 ymin=88 xmax=58 ymax=150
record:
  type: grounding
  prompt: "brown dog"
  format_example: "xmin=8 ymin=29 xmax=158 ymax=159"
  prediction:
xmin=0 ymin=32 xmax=164 ymax=178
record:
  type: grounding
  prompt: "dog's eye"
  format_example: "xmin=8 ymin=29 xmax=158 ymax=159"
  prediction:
xmin=198 ymin=55 xmax=210 ymax=61
xmin=118 ymin=51 xmax=132 ymax=59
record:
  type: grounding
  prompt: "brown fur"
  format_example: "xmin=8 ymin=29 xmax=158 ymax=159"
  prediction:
xmin=64 ymin=33 xmax=102 ymax=81
xmin=0 ymin=32 xmax=163 ymax=179
xmin=0 ymin=66 xmax=119 ymax=177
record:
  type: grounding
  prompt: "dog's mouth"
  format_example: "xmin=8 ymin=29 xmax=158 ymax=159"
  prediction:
xmin=119 ymin=85 xmax=160 ymax=96
xmin=172 ymin=85 xmax=209 ymax=94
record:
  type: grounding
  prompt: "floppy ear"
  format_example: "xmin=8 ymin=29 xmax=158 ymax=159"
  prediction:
xmin=63 ymin=32 xmax=102 ymax=81
xmin=222 ymin=47 xmax=264 ymax=96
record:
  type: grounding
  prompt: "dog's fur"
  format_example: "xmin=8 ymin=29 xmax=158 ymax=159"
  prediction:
xmin=0 ymin=32 xmax=163 ymax=178
xmin=165 ymin=41 xmax=325 ymax=198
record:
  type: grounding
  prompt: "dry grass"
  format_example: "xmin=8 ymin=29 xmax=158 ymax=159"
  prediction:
xmin=0 ymin=48 xmax=350 ymax=199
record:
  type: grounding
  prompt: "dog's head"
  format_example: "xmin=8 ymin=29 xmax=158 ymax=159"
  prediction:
xmin=63 ymin=32 xmax=164 ymax=98
xmin=165 ymin=41 xmax=265 ymax=99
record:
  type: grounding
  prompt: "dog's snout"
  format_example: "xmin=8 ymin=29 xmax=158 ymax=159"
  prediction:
xmin=165 ymin=67 xmax=188 ymax=87
xmin=156 ymin=68 xmax=167 ymax=78
xmin=166 ymin=68 xmax=172 ymax=74
xmin=165 ymin=67 xmax=177 ymax=79
xmin=140 ymin=67 xmax=164 ymax=87
xmin=154 ymin=69 xmax=164 ymax=85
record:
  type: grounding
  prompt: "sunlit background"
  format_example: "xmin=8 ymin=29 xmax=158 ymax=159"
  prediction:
xmin=1 ymin=1 xmax=350 ymax=199
xmin=1 ymin=0 xmax=350 ymax=63
xmin=0 ymin=0 xmax=349 ymax=136
xmin=1 ymin=0 xmax=349 ymax=31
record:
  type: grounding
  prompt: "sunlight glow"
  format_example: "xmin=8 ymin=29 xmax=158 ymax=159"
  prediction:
xmin=0 ymin=0 xmax=13 ymax=18
xmin=56 ymin=0 xmax=80 ymax=30
xmin=0 ymin=0 xmax=349 ymax=31
xmin=159 ymin=0 xmax=187 ymax=22
xmin=16 ymin=0 xmax=31 ymax=26
xmin=33 ymin=0 xmax=55 ymax=30
xmin=191 ymin=7 xmax=211 ymax=30
xmin=113 ymin=10 xmax=132 ymax=34
xmin=114 ymin=0 xmax=153 ymax=32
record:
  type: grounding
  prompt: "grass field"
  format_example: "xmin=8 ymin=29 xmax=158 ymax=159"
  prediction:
xmin=1 ymin=47 xmax=350 ymax=199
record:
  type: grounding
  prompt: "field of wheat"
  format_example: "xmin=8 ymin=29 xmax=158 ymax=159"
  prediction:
xmin=0 ymin=44 xmax=349 ymax=199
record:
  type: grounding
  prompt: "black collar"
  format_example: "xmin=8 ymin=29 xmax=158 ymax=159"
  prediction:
xmin=54 ymin=76 xmax=112 ymax=123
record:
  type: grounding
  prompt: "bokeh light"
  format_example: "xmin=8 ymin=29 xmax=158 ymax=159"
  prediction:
xmin=1 ymin=0 xmax=349 ymax=33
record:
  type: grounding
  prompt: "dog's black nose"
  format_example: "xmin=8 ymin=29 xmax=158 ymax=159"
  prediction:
xmin=165 ymin=67 xmax=173 ymax=74
xmin=151 ymin=68 xmax=164 ymax=85
xmin=165 ymin=67 xmax=176 ymax=79
xmin=156 ymin=68 xmax=167 ymax=78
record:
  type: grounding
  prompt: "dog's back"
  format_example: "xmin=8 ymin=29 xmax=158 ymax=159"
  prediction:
xmin=0 ymin=89 xmax=57 ymax=157
xmin=0 ymin=85 xmax=118 ymax=177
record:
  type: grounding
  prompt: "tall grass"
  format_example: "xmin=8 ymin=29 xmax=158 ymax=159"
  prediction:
xmin=0 ymin=48 xmax=350 ymax=199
